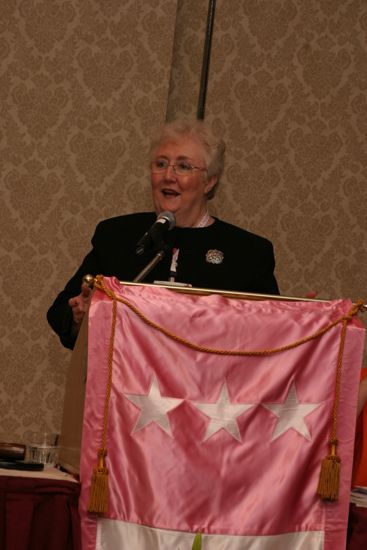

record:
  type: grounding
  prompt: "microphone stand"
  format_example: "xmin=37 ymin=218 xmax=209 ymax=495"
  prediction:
xmin=133 ymin=239 xmax=171 ymax=283
xmin=133 ymin=249 xmax=166 ymax=283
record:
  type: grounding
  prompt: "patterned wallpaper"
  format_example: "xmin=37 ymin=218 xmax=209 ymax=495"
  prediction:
xmin=0 ymin=0 xmax=178 ymax=442
xmin=1 ymin=0 xmax=366 ymax=444
xmin=210 ymin=0 xmax=367 ymax=303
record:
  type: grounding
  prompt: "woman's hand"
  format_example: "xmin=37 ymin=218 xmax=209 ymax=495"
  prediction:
xmin=304 ymin=291 xmax=318 ymax=299
xmin=68 ymin=283 xmax=92 ymax=332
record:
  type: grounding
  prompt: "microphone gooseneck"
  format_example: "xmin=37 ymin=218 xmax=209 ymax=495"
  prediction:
xmin=136 ymin=211 xmax=176 ymax=255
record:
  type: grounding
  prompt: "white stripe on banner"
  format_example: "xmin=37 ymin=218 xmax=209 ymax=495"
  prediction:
xmin=96 ymin=518 xmax=324 ymax=549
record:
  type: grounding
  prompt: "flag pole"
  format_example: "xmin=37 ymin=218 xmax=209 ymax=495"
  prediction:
xmin=82 ymin=275 xmax=366 ymax=310
xmin=115 ymin=279 xmax=367 ymax=310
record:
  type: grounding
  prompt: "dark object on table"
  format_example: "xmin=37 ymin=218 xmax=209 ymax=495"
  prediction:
xmin=0 ymin=460 xmax=44 ymax=471
xmin=0 ymin=442 xmax=26 ymax=461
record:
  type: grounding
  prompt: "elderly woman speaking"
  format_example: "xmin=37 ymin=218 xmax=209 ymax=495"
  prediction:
xmin=47 ymin=118 xmax=279 ymax=349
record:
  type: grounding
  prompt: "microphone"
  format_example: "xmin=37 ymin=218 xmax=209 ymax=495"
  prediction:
xmin=136 ymin=211 xmax=176 ymax=255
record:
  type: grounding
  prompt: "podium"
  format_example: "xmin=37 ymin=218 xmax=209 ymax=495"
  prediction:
xmin=58 ymin=281 xmax=288 ymax=474
xmin=59 ymin=278 xmax=365 ymax=550
xmin=59 ymin=317 xmax=88 ymax=475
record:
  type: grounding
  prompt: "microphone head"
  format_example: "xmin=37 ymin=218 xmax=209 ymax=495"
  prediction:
xmin=157 ymin=211 xmax=176 ymax=230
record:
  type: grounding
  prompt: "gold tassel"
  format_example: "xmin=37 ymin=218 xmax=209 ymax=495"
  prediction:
xmin=87 ymin=448 xmax=109 ymax=514
xmin=317 ymin=439 xmax=340 ymax=501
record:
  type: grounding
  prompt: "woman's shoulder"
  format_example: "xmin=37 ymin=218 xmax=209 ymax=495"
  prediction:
xmin=212 ymin=217 xmax=274 ymax=248
xmin=95 ymin=212 xmax=156 ymax=233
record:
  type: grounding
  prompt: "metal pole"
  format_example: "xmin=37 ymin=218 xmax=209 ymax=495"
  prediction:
xmin=118 ymin=280 xmax=367 ymax=311
xmin=133 ymin=250 xmax=166 ymax=283
xmin=197 ymin=0 xmax=217 ymax=120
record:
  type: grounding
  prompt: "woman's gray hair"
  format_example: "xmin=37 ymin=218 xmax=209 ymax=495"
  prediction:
xmin=150 ymin=118 xmax=226 ymax=200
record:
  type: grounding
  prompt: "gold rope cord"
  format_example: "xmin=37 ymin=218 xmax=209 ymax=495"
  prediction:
xmin=87 ymin=296 xmax=117 ymax=514
xmin=87 ymin=275 xmax=365 ymax=513
xmin=316 ymin=316 xmax=348 ymax=501
xmin=94 ymin=275 xmax=364 ymax=357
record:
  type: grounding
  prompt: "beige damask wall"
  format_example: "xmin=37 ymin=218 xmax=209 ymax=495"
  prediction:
xmin=169 ymin=0 xmax=367 ymax=300
xmin=0 ymin=0 xmax=178 ymax=442
xmin=1 ymin=0 xmax=366 ymax=444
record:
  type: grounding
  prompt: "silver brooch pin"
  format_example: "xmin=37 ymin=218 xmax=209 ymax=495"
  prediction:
xmin=206 ymin=249 xmax=224 ymax=264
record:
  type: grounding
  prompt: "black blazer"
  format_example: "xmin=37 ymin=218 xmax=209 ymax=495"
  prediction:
xmin=47 ymin=212 xmax=279 ymax=349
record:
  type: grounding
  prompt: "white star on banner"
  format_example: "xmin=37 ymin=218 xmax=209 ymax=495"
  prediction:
xmin=124 ymin=376 xmax=183 ymax=437
xmin=192 ymin=381 xmax=254 ymax=442
xmin=263 ymin=382 xmax=321 ymax=441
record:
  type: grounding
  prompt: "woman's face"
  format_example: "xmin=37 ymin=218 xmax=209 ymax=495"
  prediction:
xmin=150 ymin=137 xmax=217 ymax=228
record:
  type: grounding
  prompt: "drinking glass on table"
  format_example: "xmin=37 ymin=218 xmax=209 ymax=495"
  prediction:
xmin=27 ymin=432 xmax=60 ymax=467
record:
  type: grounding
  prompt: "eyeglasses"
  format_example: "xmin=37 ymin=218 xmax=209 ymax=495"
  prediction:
xmin=151 ymin=158 xmax=207 ymax=176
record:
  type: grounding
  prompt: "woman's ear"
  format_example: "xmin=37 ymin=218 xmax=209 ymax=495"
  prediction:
xmin=205 ymin=175 xmax=217 ymax=195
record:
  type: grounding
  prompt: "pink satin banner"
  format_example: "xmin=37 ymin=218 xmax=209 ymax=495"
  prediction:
xmin=79 ymin=278 xmax=365 ymax=550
